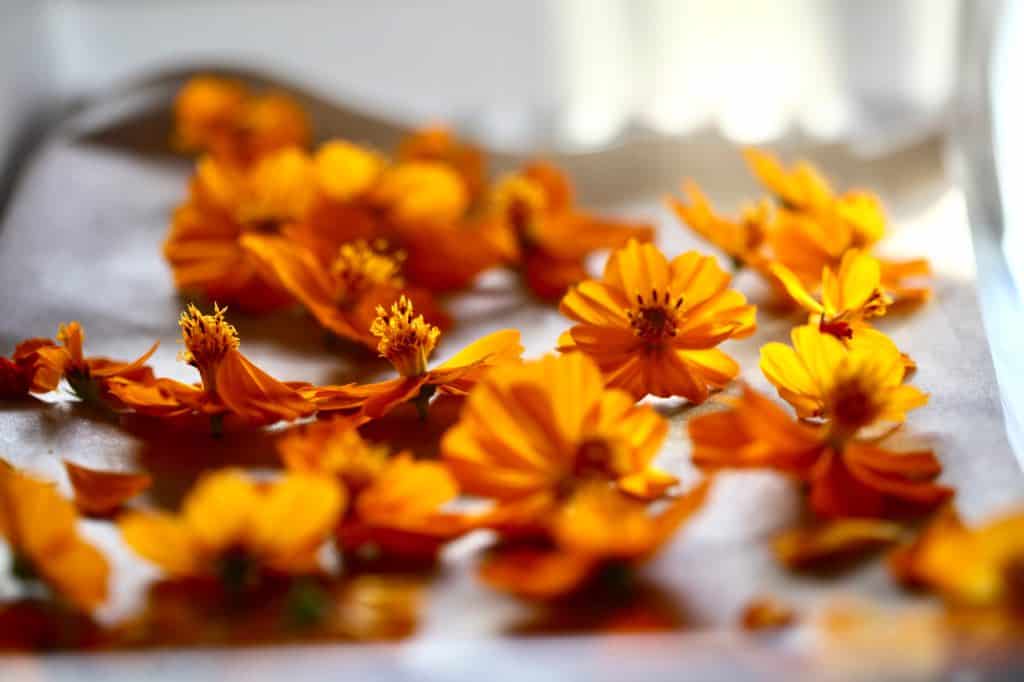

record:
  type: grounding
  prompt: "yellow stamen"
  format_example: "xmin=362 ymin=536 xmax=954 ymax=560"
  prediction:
xmin=626 ymin=289 xmax=684 ymax=341
xmin=178 ymin=303 xmax=239 ymax=393
xmin=493 ymin=174 xmax=546 ymax=239
xmin=370 ymin=296 xmax=440 ymax=376
xmin=331 ymin=239 xmax=405 ymax=306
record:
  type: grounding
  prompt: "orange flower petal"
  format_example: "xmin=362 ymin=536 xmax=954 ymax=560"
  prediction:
xmin=64 ymin=460 xmax=151 ymax=517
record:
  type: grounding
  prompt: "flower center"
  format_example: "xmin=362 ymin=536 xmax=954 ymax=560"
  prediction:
xmin=331 ymin=239 xmax=405 ymax=307
xmin=370 ymin=296 xmax=440 ymax=377
xmin=819 ymin=318 xmax=854 ymax=340
xmin=178 ymin=303 xmax=239 ymax=394
xmin=574 ymin=439 xmax=616 ymax=478
xmin=627 ymin=289 xmax=683 ymax=340
xmin=827 ymin=377 xmax=881 ymax=437
xmin=494 ymin=175 xmax=546 ymax=240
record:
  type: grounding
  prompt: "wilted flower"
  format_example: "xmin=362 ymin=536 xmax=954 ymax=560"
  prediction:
xmin=309 ymin=296 xmax=522 ymax=418
xmin=689 ymin=384 xmax=951 ymax=519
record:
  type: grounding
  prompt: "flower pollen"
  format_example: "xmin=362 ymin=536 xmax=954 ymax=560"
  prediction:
xmin=178 ymin=303 xmax=239 ymax=393
xmin=331 ymin=239 xmax=405 ymax=305
xmin=370 ymin=295 xmax=440 ymax=376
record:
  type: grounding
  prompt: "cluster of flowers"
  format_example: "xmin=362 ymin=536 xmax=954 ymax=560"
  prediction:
xmin=0 ymin=75 xmax=1019 ymax=648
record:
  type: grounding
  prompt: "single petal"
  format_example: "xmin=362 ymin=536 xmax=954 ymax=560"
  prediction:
xmin=216 ymin=349 xmax=315 ymax=423
xmin=251 ymin=473 xmax=345 ymax=572
xmin=64 ymin=460 xmax=151 ymax=516
xmin=183 ymin=469 xmax=259 ymax=554
xmin=119 ymin=511 xmax=201 ymax=577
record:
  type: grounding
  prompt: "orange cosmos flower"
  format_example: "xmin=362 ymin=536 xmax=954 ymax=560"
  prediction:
xmin=279 ymin=418 xmax=467 ymax=561
xmin=559 ymin=240 xmax=756 ymax=402
xmin=108 ymin=304 xmax=314 ymax=430
xmin=480 ymin=480 xmax=710 ymax=600
xmin=398 ymin=126 xmax=486 ymax=203
xmin=689 ymin=384 xmax=951 ymax=519
xmin=745 ymin=147 xmax=931 ymax=306
xmin=890 ymin=507 xmax=1024 ymax=613
xmin=309 ymin=296 xmax=522 ymax=418
xmin=770 ymin=248 xmax=899 ymax=342
xmin=29 ymin=322 xmax=159 ymax=407
xmin=296 ymin=143 xmax=502 ymax=295
xmin=164 ymin=148 xmax=315 ymax=312
xmin=0 ymin=338 xmax=59 ymax=399
xmin=371 ymin=160 xmax=469 ymax=226
xmin=489 ymin=162 xmax=655 ymax=300
xmin=667 ymin=180 xmax=772 ymax=270
xmin=120 ymin=468 xmax=344 ymax=584
xmin=442 ymin=353 xmax=678 ymax=525
xmin=0 ymin=464 xmax=108 ymax=612
xmin=242 ymin=234 xmax=448 ymax=346
xmin=760 ymin=325 xmax=926 ymax=427
xmin=64 ymin=460 xmax=151 ymax=517
xmin=173 ymin=76 xmax=310 ymax=166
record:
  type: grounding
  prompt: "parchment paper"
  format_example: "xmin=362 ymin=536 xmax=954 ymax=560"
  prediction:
xmin=0 ymin=75 xmax=1021 ymax=682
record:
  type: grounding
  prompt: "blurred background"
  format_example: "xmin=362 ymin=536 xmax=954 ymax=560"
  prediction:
xmin=2 ymin=0 xmax=960 ymax=164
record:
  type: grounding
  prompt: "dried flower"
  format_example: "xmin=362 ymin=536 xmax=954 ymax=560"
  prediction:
xmin=108 ymin=304 xmax=314 ymax=430
xmin=310 ymin=296 xmax=522 ymax=418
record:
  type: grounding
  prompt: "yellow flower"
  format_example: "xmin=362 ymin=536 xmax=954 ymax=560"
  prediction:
xmin=667 ymin=180 xmax=771 ymax=268
xmin=744 ymin=147 xmax=930 ymax=307
xmin=397 ymin=126 xmax=486 ymax=203
xmin=770 ymin=249 xmax=892 ymax=340
xmin=0 ymin=464 xmax=108 ymax=612
xmin=314 ymin=140 xmax=386 ymax=202
xmin=241 ymin=233 xmax=449 ymax=349
xmin=309 ymin=296 xmax=522 ymax=418
xmin=163 ymin=149 xmax=316 ymax=312
xmin=278 ymin=418 xmax=469 ymax=562
xmin=371 ymin=161 xmax=468 ymax=225
xmin=120 ymin=469 xmax=344 ymax=583
xmin=891 ymin=507 xmax=1024 ymax=611
xmin=479 ymin=480 xmax=710 ymax=600
xmin=744 ymin=147 xmax=835 ymax=213
xmin=488 ymin=162 xmax=655 ymax=300
xmin=173 ymin=76 xmax=309 ymax=166
xmin=689 ymin=384 xmax=951 ymax=519
xmin=559 ymin=240 xmax=756 ymax=402
xmin=760 ymin=325 xmax=927 ymax=429
xmin=278 ymin=416 xmax=388 ymax=490
xmin=442 ymin=352 xmax=677 ymax=509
